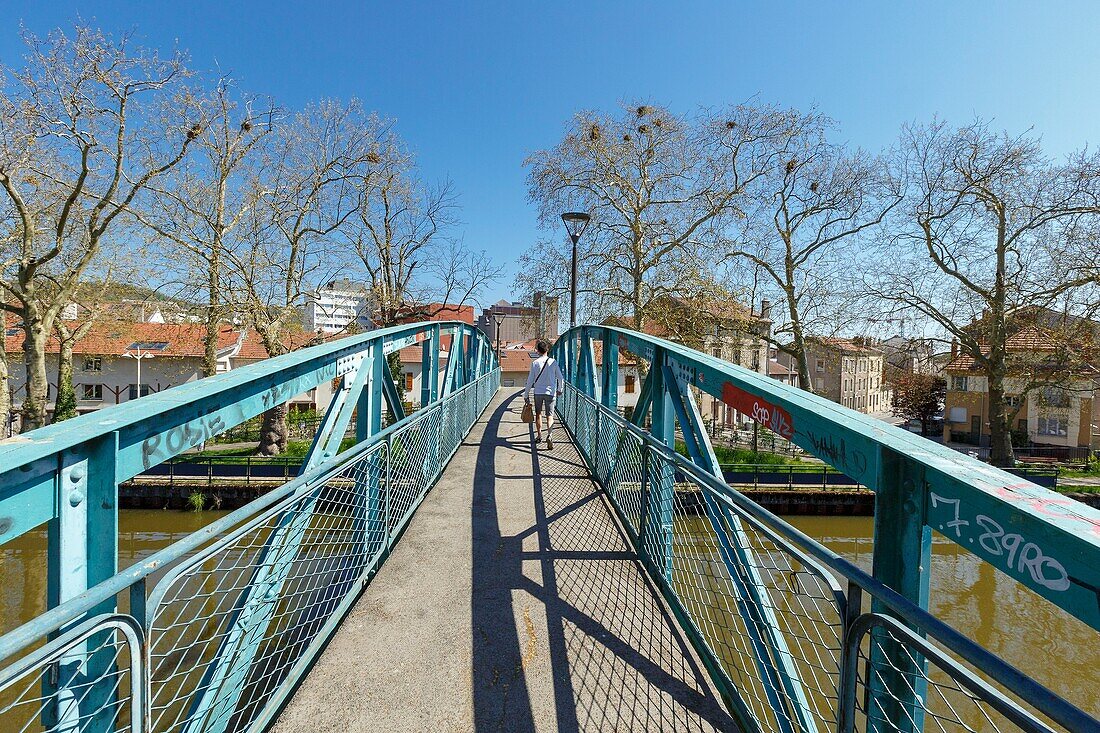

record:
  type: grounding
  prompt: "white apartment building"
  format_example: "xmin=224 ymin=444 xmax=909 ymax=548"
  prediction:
xmin=304 ymin=280 xmax=373 ymax=334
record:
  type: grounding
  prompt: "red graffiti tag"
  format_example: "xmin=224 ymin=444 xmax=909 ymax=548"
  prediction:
xmin=721 ymin=382 xmax=794 ymax=439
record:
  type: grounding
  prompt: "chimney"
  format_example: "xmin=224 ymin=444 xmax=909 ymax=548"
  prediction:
xmin=759 ymin=299 xmax=772 ymax=320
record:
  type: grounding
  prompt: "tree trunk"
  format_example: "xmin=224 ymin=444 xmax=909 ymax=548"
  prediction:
xmin=987 ymin=369 xmax=1014 ymax=467
xmin=202 ymin=246 xmax=221 ymax=378
xmin=53 ymin=341 xmax=77 ymax=422
xmin=258 ymin=404 xmax=289 ymax=456
xmin=0 ymin=330 xmax=10 ymax=438
xmin=988 ymin=216 xmax=1013 ymax=467
xmin=783 ymin=269 xmax=813 ymax=394
xmin=21 ymin=320 xmax=50 ymax=431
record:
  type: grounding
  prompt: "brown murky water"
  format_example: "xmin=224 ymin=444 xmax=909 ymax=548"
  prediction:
xmin=787 ymin=515 xmax=1098 ymax=719
xmin=0 ymin=512 xmax=1095 ymax=725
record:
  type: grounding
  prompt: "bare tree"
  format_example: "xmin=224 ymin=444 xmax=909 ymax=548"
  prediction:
xmin=520 ymin=103 xmax=785 ymax=331
xmin=0 ymin=312 xmax=10 ymax=436
xmin=349 ymin=134 xmax=501 ymax=326
xmin=228 ymin=99 xmax=377 ymax=454
xmin=135 ymin=78 xmax=277 ymax=376
xmin=0 ymin=25 xmax=198 ymax=429
xmin=869 ymin=119 xmax=1100 ymax=466
xmin=726 ymin=111 xmax=900 ymax=392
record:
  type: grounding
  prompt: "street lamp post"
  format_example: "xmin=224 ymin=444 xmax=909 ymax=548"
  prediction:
xmin=492 ymin=312 xmax=523 ymax=358
xmin=124 ymin=349 xmax=154 ymax=400
xmin=560 ymin=212 xmax=591 ymax=329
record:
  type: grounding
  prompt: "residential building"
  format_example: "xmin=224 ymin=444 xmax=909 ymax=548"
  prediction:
xmin=879 ymin=336 xmax=942 ymax=377
xmin=697 ymin=305 xmax=772 ymax=429
xmin=942 ymin=326 xmax=1100 ymax=449
xmin=600 ymin=297 xmax=773 ymax=426
xmin=304 ymin=280 xmax=373 ymax=334
xmin=4 ymin=321 xmax=337 ymax=432
xmin=767 ymin=355 xmax=798 ymax=386
xmin=477 ymin=292 xmax=560 ymax=344
xmin=778 ymin=338 xmax=891 ymax=415
xmin=498 ymin=342 xmax=536 ymax=390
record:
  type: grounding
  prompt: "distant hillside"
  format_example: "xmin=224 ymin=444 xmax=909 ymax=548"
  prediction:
xmin=79 ymin=281 xmax=199 ymax=308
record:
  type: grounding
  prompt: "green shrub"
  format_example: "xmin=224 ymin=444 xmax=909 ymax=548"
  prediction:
xmin=187 ymin=491 xmax=206 ymax=512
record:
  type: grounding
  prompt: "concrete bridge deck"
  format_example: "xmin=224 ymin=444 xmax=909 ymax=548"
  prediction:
xmin=271 ymin=388 xmax=737 ymax=732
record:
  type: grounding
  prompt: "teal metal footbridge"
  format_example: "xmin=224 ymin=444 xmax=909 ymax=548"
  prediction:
xmin=0 ymin=322 xmax=1097 ymax=732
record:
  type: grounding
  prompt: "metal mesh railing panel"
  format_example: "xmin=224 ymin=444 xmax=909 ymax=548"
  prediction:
xmin=851 ymin=615 xmax=1063 ymax=733
xmin=146 ymin=368 xmax=498 ymax=733
xmin=148 ymin=441 xmax=386 ymax=733
xmin=0 ymin=616 xmax=143 ymax=733
xmin=656 ymin=451 xmax=845 ymax=733
xmin=560 ymin=385 xmax=847 ymax=733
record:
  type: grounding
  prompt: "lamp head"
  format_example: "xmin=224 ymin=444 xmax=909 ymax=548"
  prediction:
xmin=560 ymin=212 xmax=591 ymax=244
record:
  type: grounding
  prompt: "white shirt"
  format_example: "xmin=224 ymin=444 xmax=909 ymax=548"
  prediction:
xmin=524 ymin=354 xmax=564 ymax=398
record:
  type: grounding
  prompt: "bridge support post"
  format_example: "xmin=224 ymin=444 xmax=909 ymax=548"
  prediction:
xmin=422 ymin=325 xmax=439 ymax=408
xmin=644 ymin=347 xmax=675 ymax=581
xmin=360 ymin=344 xmax=387 ymax=558
xmin=600 ymin=328 xmax=618 ymax=412
xmin=869 ymin=448 xmax=931 ymax=733
xmin=45 ymin=432 xmax=120 ymax=733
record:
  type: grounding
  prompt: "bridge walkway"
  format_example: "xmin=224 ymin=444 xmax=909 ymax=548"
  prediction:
xmin=271 ymin=387 xmax=737 ymax=732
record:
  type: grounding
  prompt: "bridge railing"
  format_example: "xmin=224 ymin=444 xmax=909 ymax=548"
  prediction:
xmin=559 ymin=383 xmax=1090 ymax=733
xmin=553 ymin=324 xmax=1098 ymax=733
xmin=0 ymin=319 xmax=499 ymax=733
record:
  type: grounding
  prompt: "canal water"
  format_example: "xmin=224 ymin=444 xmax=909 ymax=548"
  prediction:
xmin=0 ymin=512 xmax=1095 ymax=722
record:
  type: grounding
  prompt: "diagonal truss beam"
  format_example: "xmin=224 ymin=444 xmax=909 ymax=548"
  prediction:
xmin=664 ymin=364 xmax=819 ymax=733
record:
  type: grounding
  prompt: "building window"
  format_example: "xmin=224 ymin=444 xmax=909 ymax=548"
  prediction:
xmin=128 ymin=384 xmax=151 ymax=400
xmin=624 ymin=375 xmax=636 ymax=394
xmin=83 ymin=357 xmax=103 ymax=372
xmin=815 ymin=359 xmax=825 ymax=373
xmin=1039 ymin=387 xmax=1070 ymax=408
xmin=503 ymin=378 xmax=515 ymax=388
xmin=951 ymin=376 xmax=968 ymax=392
xmin=82 ymin=384 xmax=103 ymax=401
xmin=1037 ymin=417 xmax=1068 ymax=437
xmin=404 ymin=372 xmax=414 ymax=392
xmin=948 ymin=406 xmax=967 ymax=423
xmin=1005 ymin=394 xmax=1022 ymax=408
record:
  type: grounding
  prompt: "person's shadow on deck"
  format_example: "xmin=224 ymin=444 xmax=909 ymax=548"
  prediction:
xmin=470 ymin=390 xmax=737 ymax=732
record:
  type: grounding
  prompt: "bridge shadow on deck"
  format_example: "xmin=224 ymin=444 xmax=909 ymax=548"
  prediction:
xmin=471 ymin=391 xmax=736 ymax=732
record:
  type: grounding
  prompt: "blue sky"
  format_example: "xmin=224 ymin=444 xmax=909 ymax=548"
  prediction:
xmin=2 ymin=1 xmax=1097 ymax=306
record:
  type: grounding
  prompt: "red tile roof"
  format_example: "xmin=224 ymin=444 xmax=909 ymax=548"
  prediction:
xmin=393 ymin=303 xmax=475 ymax=325
xmin=499 ymin=347 xmax=535 ymax=373
xmin=768 ymin=360 xmax=796 ymax=377
xmin=4 ymin=320 xmax=341 ymax=360
xmin=943 ymin=326 xmax=1098 ymax=372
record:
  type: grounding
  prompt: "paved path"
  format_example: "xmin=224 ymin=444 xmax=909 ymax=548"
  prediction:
xmin=271 ymin=388 xmax=737 ymax=732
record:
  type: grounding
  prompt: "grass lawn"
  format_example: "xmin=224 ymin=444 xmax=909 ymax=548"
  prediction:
xmin=1060 ymin=464 xmax=1100 ymax=479
xmin=675 ymin=440 xmax=812 ymax=469
xmin=183 ymin=437 xmax=356 ymax=462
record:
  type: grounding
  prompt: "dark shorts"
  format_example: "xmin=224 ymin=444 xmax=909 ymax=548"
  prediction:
xmin=533 ymin=394 xmax=556 ymax=417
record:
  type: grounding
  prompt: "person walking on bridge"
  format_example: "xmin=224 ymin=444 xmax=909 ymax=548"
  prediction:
xmin=524 ymin=339 xmax=564 ymax=449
